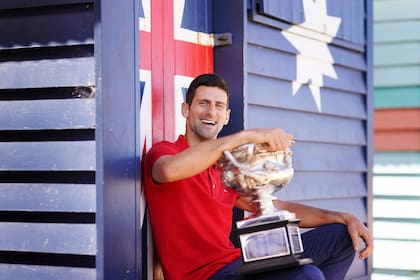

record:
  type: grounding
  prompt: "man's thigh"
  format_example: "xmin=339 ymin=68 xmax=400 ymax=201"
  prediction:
xmin=209 ymin=258 xmax=325 ymax=280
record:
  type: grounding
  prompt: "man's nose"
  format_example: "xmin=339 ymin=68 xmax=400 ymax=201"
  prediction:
xmin=205 ymin=104 xmax=217 ymax=115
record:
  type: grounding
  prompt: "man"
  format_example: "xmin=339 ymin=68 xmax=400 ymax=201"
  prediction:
xmin=144 ymin=74 xmax=373 ymax=280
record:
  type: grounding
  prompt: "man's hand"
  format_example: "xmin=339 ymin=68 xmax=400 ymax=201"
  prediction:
xmin=272 ymin=200 xmax=374 ymax=260
xmin=251 ymin=128 xmax=293 ymax=151
xmin=344 ymin=214 xmax=373 ymax=259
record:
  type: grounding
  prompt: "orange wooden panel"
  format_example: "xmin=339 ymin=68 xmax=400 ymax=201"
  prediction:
xmin=375 ymin=130 xmax=420 ymax=151
xmin=374 ymin=108 xmax=420 ymax=131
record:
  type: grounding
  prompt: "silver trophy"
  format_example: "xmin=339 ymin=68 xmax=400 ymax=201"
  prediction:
xmin=218 ymin=143 xmax=312 ymax=274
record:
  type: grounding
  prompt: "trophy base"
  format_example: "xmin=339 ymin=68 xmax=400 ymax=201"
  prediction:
xmin=235 ymin=211 xmax=312 ymax=275
xmin=237 ymin=255 xmax=313 ymax=275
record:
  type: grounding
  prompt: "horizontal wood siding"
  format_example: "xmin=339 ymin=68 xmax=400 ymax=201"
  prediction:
xmin=0 ymin=183 xmax=95 ymax=212
xmin=0 ymin=98 xmax=95 ymax=130
xmin=0 ymin=2 xmax=96 ymax=278
xmin=374 ymin=108 xmax=420 ymax=151
xmin=374 ymin=87 xmax=420 ymax=108
xmin=0 ymin=58 xmax=95 ymax=89
xmin=373 ymin=152 xmax=420 ymax=274
xmin=247 ymin=1 xmax=372 ymax=278
xmin=375 ymin=131 xmax=420 ymax=151
xmin=374 ymin=42 xmax=420 ymax=66
xmin=0 ymin=223 xmax=96 ymax=254
xmin=373 ymin=21 xmax=420 ymax=44
xmin=373 ymin=0 xmax=420 ymax=21
xmin=375 ymin=108 xmax=420 ymax=130
xmin=373 ymin=1 xmax=420 ymax=276
xmin=0 ymin=264 xmax=95 ymax=280
xmin=374 ymin=152 xmax=420 ymax=174
xmin=374 ymin=66 xmax=420 ymax=87
xmin=373 ymin=0 xmax=420 ymax=86
xmin=256 ymin=0 xmax=365 ymax=47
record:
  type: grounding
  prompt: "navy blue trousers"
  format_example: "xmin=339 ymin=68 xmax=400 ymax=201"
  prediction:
xmin=209 ymin=224 xmax=355 ymax=280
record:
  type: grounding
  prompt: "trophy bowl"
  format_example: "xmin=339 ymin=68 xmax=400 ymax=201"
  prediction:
xmin=217 ymin=143 xmax=312 ymax=274
xmin=217 ymin=143 xmax=294 ymax=217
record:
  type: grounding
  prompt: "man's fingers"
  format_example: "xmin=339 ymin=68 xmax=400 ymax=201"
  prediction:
xmin=350 ymin=233 xmax=361 ymax=252
xmin=356 ymin=232 xmax=374 ymax=259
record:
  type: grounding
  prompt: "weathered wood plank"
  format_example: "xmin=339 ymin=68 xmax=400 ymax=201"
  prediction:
xmin=277 ymin=171 xmax=366 ymax=201
xmin=374 ymin=0 xmax=420 ymax=21
xmin=373 ymin=221 xmax=420 ymax=241
xmin=0 ymin=0 xmax=90 ymax=10
xmin=374 ymin=152 xmax=420 ymax=174
xmin=248 ymin=22 xmax=366 ymax=70
xmin=301 ymin=198 xmax=367 ymax=223
xmin=0 ymin=57 xmax=94 ymax=89
xmin=0 ymin=141 xmax=95 ymax=171
xmin=373 ymin=175 xmax=420 ymax=196
xmin=248 ymin=74 xmax=367 ymax=118
xmin=0 ymin=264 xmax=95 ymax=280
xmin=0 ymin=99 xmax=95 ymax=130
xmin=0 ymin=3 xmax=93 ymax=49
xmin=375 ymin=108 xmax=420 ymax=130
xmin=247 ymin=44 xmax=366 ymax=94
xmin=374 ymin=42 xmax=420 ymax=66
xmin=0 ymin=183 xmax=95 ymax=212
xmin=373 ymin=239 xmax=420 ymax=270
xmin=373 ymin=198 xmax=420 ymax=219
xmin=374 ymin=65 xmax=420 ymax=87
xmin=257 ymin=0 xmax=365 ymax=45
xmin=374 ymin=21 xmax=420 ymax=43
xmin=247 ymin=105 xmax=366 ymax=146
xmin=258 ymin=0 xmax=304 ymax=24
xmin=0 ymin=222 xmax=96 ymax=255
xmin=374 ymin=86 xmax=420 ymax=108
xmin=375 ymin=130 xmax=420 ymax=151
xmin=292 ymin=142 xmax=366 ymax=172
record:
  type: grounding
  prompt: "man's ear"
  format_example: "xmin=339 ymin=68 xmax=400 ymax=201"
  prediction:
xmin=224 ymin=108 xmax=231 ymax=125
xmin=181 ymin=102 xmax=189 ymax=118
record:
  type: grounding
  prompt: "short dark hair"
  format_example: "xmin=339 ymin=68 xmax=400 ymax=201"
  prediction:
xmin=185 ymin=73 xmax=230 ymax=107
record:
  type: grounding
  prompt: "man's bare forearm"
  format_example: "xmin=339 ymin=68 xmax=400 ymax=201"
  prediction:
xmin=153 ymin=128 xmax=292 ymax=183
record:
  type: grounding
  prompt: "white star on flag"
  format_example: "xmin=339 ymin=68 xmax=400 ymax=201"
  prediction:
xmin=282 ymin=0 xmax=341 ymax=112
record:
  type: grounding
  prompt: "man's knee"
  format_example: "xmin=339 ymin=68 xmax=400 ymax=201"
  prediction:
xmin=321 ymin=224 xmax=356 ymax=269
xmin=330 ymin=224 xmax=354 ymax=249
xmin=320 ymin=224 xmax=352 ymax=248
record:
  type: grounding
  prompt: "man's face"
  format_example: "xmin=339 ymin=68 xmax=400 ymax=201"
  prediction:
xmin=182 ymin=85 xmax=231 ymax=141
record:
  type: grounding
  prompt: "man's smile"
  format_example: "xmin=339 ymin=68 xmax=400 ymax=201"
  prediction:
xmin=201 ymin=119 xmax=217 ymax=126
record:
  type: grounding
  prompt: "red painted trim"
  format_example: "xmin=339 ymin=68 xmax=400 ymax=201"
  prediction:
xmin=162 ymin=0 xmax=175 ymax=142
xmin=145 ymin=2 xmax=215 ymax=143
xmin=151 ymin=0 xmax=175 ymax=143
xmin=140 ymin=31 xmax=151 ymax=70
xmin=141 ymin=32 xmax=214 ymax=75
xmin=175 ymin=40 xmax=213 ymax=76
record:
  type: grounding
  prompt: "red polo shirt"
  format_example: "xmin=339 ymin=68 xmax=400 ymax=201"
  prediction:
xmin=144 ymin=135 xmax=241 ymax=280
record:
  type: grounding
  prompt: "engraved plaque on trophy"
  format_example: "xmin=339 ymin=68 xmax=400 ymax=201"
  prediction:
xmin=217 ymin=143 xmax=312 ymax=275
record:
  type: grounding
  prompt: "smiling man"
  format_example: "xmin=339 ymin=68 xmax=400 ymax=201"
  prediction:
xmin=144 ymin=73 xmax=372 ymax=280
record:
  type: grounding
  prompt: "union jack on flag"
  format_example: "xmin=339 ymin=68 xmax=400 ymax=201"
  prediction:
xmin=138 ymin=1 xmax=215 ymax=272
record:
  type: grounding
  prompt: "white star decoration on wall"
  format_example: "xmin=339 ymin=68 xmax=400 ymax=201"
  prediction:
xmin=281 ymin=0 xmax=341 ymax=112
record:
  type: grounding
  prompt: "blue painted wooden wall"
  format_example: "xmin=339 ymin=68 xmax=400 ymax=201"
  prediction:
xmin=215 ymin=1 xmax=373 ymax=279
xmin=0 ymin=0 xmax=372 ymax=279
xmin=0 ymin=0 xmax=141 ymax=279
xmin=373 ymin=0 xmax=420 ymax=278
xmin=0 ymin=1 xmax=96 ymax=278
